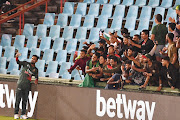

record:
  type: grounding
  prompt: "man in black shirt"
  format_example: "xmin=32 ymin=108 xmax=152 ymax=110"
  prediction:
xmin=14 ymin=53 xmax=39 ymax=119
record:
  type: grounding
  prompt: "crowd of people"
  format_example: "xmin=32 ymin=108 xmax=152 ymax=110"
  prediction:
xmin=67 ymin=5 xmax=180 ymax=91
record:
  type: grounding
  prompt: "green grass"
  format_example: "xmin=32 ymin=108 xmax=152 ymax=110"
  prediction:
xmin=0 ymin=116 xmax=39 ymax=120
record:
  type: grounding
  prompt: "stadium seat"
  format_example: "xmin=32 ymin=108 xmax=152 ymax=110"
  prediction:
xmin=49 ymin=25 xmax=60 ymax=41
xmin=10 ymin=69 xmax=20 ymax=75
xmin=160 ymin=0 xmax=173 ymax=8
xmin=66 ymin=39 xmax=77 ymax=54
xmin=62 ymin=73 xmax=71 ymax=79
xmin=109 ymin=0 xmax=121 ymax=5
xmin=0 ymin=46 xmax=2 ymax=57
xmin=126 ymin=6 xmax=139 ymax=19
xmin=96 ymin=0 xmax=108 ymax=4
xmin=23 ymin=24 xmax=34 ymax=39
xmin=26 ymin=36 xmax=38 ymax=51
xmin=78 ymin=39 xmax=88 ymax=51
xmin=71 ymin=69 xmax=82 ymax=78
xmin=0 ymin=68 xmax=7 ymax=74
xmin=87 ymin=3 xmax=100 ymax=17
xmin=137 ymin=18 xmax=150 ymax=31
xmin=52 ymin=38 xmax=64 ymax=53
xmin=63 ymin=2 xmax=74 ymax=15
xmin=75 ymin=27 xmax=87 ymax=41
xmin=96 ymin=15 xmax=108 ymax=29
xmin=46 ymin=61 xmax=58 ymax=76
xmin=173 ymin=0 xmax=180 ymax=8
xmin=4 ymin=46 xmax=15 ymax=61
xmin=121 ymin=0 xmax=133 ymax=6
xmin=151 ymin=7 xmax=165 ymax=20
xmin=134 ymin=0 xmax=146 ymax=6
xmin=29 ymin=48 xmax=40 ymax=59
xmin=36 ymin=24 xmax=47 ymax=39
xmin=100 ymin=4 xmax=113 ymax=17
xmin=62 ymin=26 xmax=74 ymax=40
xmin=148 ymin=0 xmax=159 ymax=7
xmin=110 ymin=16 xmax=122 ymax=31
xmin=14 ymin=35 xmax=25 ymax=50
xmin=69 ymin=51 xmax=75 ymax=65
xmin=69 ymin=14 xmax=82 ymax=28
xmin=165 ymin=8 xmax=176 ymax=22
xmin=7 ymin=58 xmax=19 ymax=73
xmin=75 ymin=3 xmax=87 ymax=16
xmin=130 ymin=30 xmax=141 ymax=37
xmin=38 ymin=71 xmax=46 ymax=77
xmin=89 ymin=28 xmax=100 ymax=41
xmin=57 ymin=13 xmax=68 ymax=27
xmin=104 ymin=28 xmax=114 ymax=34
xmin=39 ymin=37 xmax=51 ymax=52
xmin=1 ymin=34 xmax=12 ymax=49
xmin=56 ymin=50 xmax=67 ymax=65
xmin=0 ymin=57 xmax=7 ymax=69
xmin=42 ymin=49 xmax=54 ymax=64
xmin=49 ymin=73 xmax=59 ymax=78
xmin=35 ymin=60 xmax=45 ymax=72
xmin=74 ymin=74 xmax=84 ymax=80
xmin=83 ymin=15 xmax=95 ymax=29
xmin=124 ymin=17 xmax=136 ymax=31
xmin=18 ymin=47 xmax=28 ymax=61
xmin=83 ymin=0 xmax=94 ymax=3
xmin=59 ymin=62 xmax=71 ymax=77
xmin=113 ymin=5 xmax=125 ymax=18
xmin=43 ymin=13 xmax=55 ymax=26
xmin=139 ymin=6 xmax=152 ymax=20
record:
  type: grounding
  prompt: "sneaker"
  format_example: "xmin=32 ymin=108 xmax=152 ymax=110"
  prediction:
xmin=20 ymin=115 xmax=28 ymax=119
xmin=14 ymin=114 xmax=19 ymax=119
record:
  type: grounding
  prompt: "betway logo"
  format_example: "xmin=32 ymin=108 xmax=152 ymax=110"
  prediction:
xmin=0 ymin=84 xmax=38 ymax=117
xmin=96 ymin=90 xmax=156 ymax=120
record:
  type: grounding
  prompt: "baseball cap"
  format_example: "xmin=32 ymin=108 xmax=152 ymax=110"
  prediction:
xmin=175 ymin=5 xmax=180 ymax=10
xmin=145 ymin=54 xmax=152 ymax=60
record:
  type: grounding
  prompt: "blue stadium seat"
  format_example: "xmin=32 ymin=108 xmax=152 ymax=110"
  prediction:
xmin=14 ymin=35 xmax=25 ymax=50
xmin=110 ymin=16 xmax=122 ymax=30
xmin=139 ymin=6 xmax=152 ymax=20
xmin=134 ymin=0 xmax=146 ymax=6
xmin=173 ymin=0 xmax=180 ymax=8
xmin=26 ymin=36 xmax=38 ymax=51
xmin=96 ymin=0 xmax=108 ymax=4
xmin=0 ymin=57 xmax=6 ymax=69
xmin=121 ymin=0 xmax=133 ymax=6
xmin=18 ymin=47 xmax=28 ymax=61
xmin=83 ymin=0 xmax=94 ymax=3
xmin=165 ymin=8 xmax=177 ymax=22
xmin=137 ymin=19 xmax=150 ymax=31
xmin=0 ymin=68 xmax=7 ymax=74
xmin=62 ymin=73 xmax=71 ymax=79
xmin=74 ymin=74 xmax=84 ymax=80
xmin=59 ymin=62 xmax=71 ymax=77
xmin=96 ymin=15 xmax=108 ymax=29
xmin=109 ymin=0 xmax=121 ymax=5
xmin=66 ymin=39 xmax=77 ymax=54
xmin=10 ymin=69 xmax=20 ymax=75
xmin=83 ymin=15 xmax=95 ymax=29
xmin=57 ymin=14 xmax=68 ymax=27
xmin=89 ymin=28 xmax=100 ymax=41
xmin=49 ymin=73 xmax=59 ymax=78
xmin=63 ymin=2 xmax=74 ymax=15
xmin=49 ymin=25 xmax=60 ymax=41
xmin=78 ymin=39 xmax=88 ymax=51
xmin=75 ymin=27 xmax=87 ymax=41
xmin=151 ymin=7 xmax=165 ymax=20
xmin=42 ymin=49 xmax=54 ymax=64
xmin=100 ymin=4 xmax=113 ymax=17
xmin=23 ymin=24 xmax=34 ymax=39
xmin=45 ymin=61 xmax=58 ymax=76
xmin=1 ymin=34 xmax=12 ymax=49
xmin=38 ymin=71 xmax=46 ymax=77
xmin=87 ymin=3 xmax=100 ymax=17
xmin=43 ymin=13 xmax=55 ymax=26
xmin=56 ymin=50 xmax=67 ymax=65
xmin=0 ymin=46 xmax=2 ymax=57
xmin=126 ymin=6 xmax=139 ymax=19
xmin=124 ymin=17 xmax=136 ymax=31
xmin=69 ymin=14 xmax=82 ymax=28
xmin=69 ymin=51 xmax=75 ymax=65
xmin=75 ymin=3 xmax=87 ymax=16
xmin=39 ymin=37 xmax=51 ymax=52
xmin=36 ymin=24 xmax=47 ymax=39
xmin=52 ymin=38 xmax=64 ymax=53
xmin=71 ymin=68 xmax=82 ymax=78
xmin=113 ymin=5 xmax=125 ymax=18
xmin=35 ymin=60 xmax=45 ymax=72
xmin=148 ymin=0 xmax=159 ymax=7
xmin=4 ymin=46 xmax=15 ymax=61
xmin=29 ymin=48 xmax=40 ymax=59
xmin=7 ymin=58 xmax=19 ymax=73
xmin=62 ymin=26 xmax=74 ymax=40
xmin=130 ymin=30 xmax=141 ymax=37
xmin=160 ymin=0 xmax=173 ymax=8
